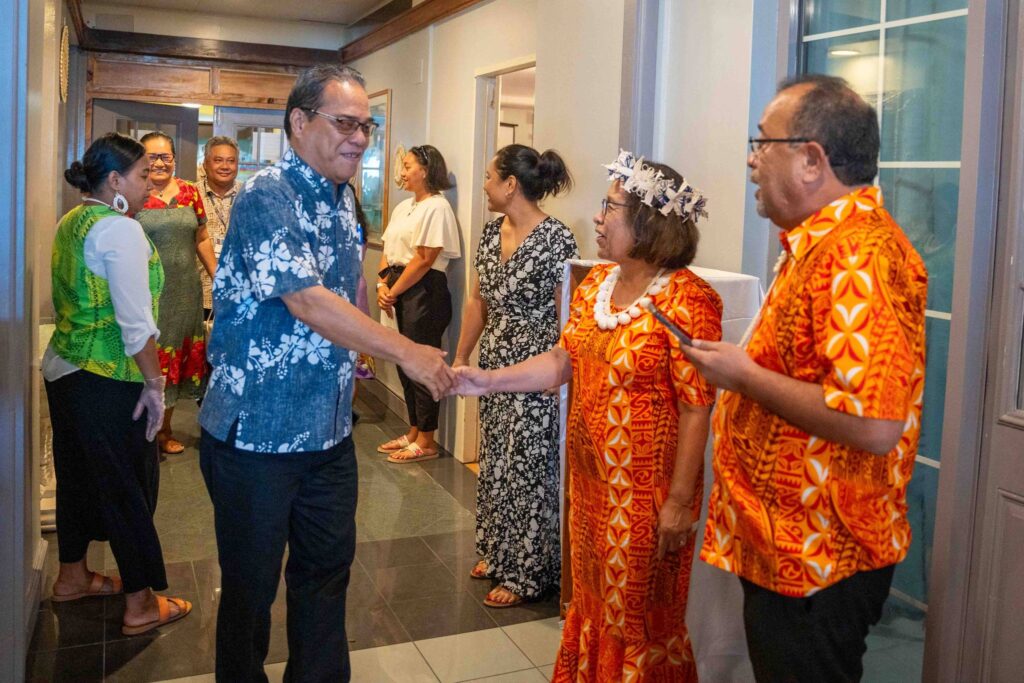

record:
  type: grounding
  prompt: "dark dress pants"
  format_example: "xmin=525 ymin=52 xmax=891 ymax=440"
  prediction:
xmin=390 ymin=267 xmax=451 ymax=432
xmin=741 ymin=564 xmax=895 ymax=683
xmin=200 ymin=428 xmax=358 ymax=683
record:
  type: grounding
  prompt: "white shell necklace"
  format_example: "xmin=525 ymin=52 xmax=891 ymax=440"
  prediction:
xmin=594 ymin=266 xmax=669 ymax=330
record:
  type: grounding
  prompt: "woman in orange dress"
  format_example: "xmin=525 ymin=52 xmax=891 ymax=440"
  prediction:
xmin=454 ymin=152 xmax=722 ymax=681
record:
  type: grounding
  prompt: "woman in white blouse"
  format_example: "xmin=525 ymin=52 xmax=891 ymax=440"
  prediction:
xmin=44 ymin=132 xmax=191 ymax=636
xmin=376 ymin=145 xmax=461 ymax=463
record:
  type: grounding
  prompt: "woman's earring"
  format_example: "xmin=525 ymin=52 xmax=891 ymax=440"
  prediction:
xmin=112 ymin=192 xmax=129 ymax=214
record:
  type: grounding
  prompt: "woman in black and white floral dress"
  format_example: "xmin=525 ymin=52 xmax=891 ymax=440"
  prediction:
xmin=454 ymin=145 xmax=578 ymax=607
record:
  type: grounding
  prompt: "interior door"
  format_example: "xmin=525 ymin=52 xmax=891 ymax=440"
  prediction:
xmin=214 ymin=107 xmax=287 ymax=184
xmin=963 ymin=2 xmax=1024 ymax=679
xmin=91 ymin=99 xmax=199 ymax=181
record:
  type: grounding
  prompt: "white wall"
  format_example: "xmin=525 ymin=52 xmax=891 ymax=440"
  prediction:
xmin=653 ymin=0 xmax=756 ymax=274
xmin=83 ymin=3 xmax=351 ymax=49
xmin=534 ymin=0 xmax=626 ymax=262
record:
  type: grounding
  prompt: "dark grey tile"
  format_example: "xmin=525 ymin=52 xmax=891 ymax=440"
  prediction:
xmin=192 ymin=556 xmax=221 ymax=606
xmin=420 ymin=529 xmax=479 ymax=558
xmin=356 ymin=536 xmax=438 ymax=573
xmin=371 ymin=561 xmax=459 ymax=603
xmin=416 ymin=457 xmax=478 ymax=513
xmin=389 ymin=590 xmax=497 ymax=640
xmin=266 ymin=618 xmax=289 ymax=664
xmin=346 ymin=600 xmax=411 ymax=651
xmin=104 ymin=560 xmax=197 ymax=596
xmin=32 ymin=597 xmax=107 ymax=649
xmin=482 ymin=593 xmax=562 ymax=627
xmin=25 ymin=644 xmax=104 ymax=683
xmin=103 ymin=592 xmax=214 ymax=681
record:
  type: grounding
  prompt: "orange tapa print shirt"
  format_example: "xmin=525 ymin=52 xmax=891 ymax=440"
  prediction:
xmin=700 ymin=186 xmax=928 ymax=597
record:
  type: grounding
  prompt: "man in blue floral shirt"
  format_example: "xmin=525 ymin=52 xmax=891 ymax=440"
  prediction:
xmin=199 ymin=64 xmax=454 ymax=682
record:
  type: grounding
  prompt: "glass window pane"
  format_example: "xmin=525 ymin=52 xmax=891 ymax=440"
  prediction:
xmin=887 ymin=0 xmax=967 ymax=21
xmin=881 ymin=17 xmax=968 ymax=161
xmin=804 ymin=0 xmax=880 ymax=35
xmin=920 ymin=317 xmax=950 ymax=460
xmin=893 ymin=462 xmax=939 ymax=604
xmin=803 ymin=34 xmax=880 ymax=104
xmin=879 ymin=168 xmax=958 ymax=312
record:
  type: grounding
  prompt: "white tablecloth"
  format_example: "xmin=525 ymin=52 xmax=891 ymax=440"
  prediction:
xmin=559 ymin=261 xmax=763 ymax=682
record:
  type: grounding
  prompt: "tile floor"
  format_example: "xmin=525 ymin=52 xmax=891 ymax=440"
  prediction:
xmin=26 ymin=393 xmax=561 ymax=683
xmin=25 ymin=390 xmax=927 ymax=682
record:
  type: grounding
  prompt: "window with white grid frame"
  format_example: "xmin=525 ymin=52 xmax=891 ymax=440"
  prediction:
xmin=799 ymin=0 xmax=967 ymax=618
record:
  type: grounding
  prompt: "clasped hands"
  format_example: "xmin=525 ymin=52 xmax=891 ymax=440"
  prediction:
xmin=376 ymin=282 xmax=397 ymax=319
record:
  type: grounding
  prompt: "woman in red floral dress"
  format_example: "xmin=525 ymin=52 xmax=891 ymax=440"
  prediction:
xmin=137 ymin=132 xmax=216 ymax=454
xmin=454 ymin=153 xmax=722 ymax=681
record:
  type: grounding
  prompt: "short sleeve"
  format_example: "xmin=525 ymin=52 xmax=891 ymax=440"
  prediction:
xmin=667 ymin=277 xmax=723 ymax=406
xmin=819 ymin=240 xmax=920 ymax=420
xmin=178 ymin=179 xmax=207 ymax=225
xmin=558 ymin=266 xmax=603 ymax=350
xmin=229 ymin=185 xmax=322 ymax=302
xmin=412 ymin=199 xmax=460 ymax=258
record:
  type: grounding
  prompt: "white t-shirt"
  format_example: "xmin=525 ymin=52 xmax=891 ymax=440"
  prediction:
xmin=43 ymin=214 xmax=159 ymax=381
xmin=381 ymin=194 xmax=461 ymax=272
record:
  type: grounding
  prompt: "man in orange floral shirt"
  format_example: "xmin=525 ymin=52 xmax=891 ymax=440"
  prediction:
xmin=683 ymin=75 xmax=927 ymax=681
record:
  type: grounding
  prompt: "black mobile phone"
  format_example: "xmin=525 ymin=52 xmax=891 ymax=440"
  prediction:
xmin=642 ymin=301 xmax=693 ymax=346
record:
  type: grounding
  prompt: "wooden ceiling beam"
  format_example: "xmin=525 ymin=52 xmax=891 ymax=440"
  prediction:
xmin=341 ymin=0 xmax=486 ymax=63
xmin=64 ymin=0 xmax=87 ymax=45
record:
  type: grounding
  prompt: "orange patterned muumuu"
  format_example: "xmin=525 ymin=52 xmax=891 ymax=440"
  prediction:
xmin=553 ymin=264 xmax=722 ymax=682
xmin=700 ymin=186 xmax=928 ymax=598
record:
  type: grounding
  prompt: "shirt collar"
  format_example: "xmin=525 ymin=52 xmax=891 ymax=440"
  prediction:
xmin=781 ymin=186 xmax=884 ymax=260
xmin=282 ymin=148 xmax=348 ymax=201
xmin=201 ymin=177 xmax=240 ymax=200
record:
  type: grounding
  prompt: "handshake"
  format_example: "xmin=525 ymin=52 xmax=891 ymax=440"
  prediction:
xmin=396 ymin=344 xmax=492 ymax=401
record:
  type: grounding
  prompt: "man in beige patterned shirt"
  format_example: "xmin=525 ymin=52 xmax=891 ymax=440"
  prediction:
xmin=198 ymin=135 xmax=241 ymax=315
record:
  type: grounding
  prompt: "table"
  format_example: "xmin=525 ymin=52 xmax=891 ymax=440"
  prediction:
xmin=557 ymin=261 xmax=762 ymax=682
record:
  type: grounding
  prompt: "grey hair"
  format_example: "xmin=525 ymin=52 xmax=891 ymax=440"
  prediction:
xmin=284 ymin=64 xmax=367 ymax=139
xmin=777 ymin=74 xmax=879 ymax=186
xmin=204 ymin=135 xmax=239 ymax=156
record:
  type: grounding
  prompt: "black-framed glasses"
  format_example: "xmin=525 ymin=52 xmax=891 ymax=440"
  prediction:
xmin=147 ymin=153 xmax=174 ymax=164
xmin=748 ymin=137 xmax=812 ymax=154
xmin=305 ymin=109 xmax=379 ymax=137
xmin=600 ymin=197 xmax=629 ymax=216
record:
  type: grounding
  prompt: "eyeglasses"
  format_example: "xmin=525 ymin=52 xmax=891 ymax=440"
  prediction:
xmin=600 ymin=197 xmax=629 ymax=216
xmin=748 ymin=137 xmax=812 ymax=154
xmin=147 ymin=153 xmax=174 ymax=164
xmin=305 ymin=109 xmax=379 ymax=137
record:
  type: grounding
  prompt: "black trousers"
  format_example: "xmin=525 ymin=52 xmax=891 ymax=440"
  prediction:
xmin=741 ymin=565 xmax=895 ymax=683
xmin=45 ymin=370 xmax=167 ymax=593
xmin=200 ymin=428 xmax=358 ymax=683
xmin=384 ymin=266 xmax=452 ymax=432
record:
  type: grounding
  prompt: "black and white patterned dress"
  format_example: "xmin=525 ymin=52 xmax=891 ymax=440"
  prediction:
xmin=475 ymin=215 xmax=579 ymax=598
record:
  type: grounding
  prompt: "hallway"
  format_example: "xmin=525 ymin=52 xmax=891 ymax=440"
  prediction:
xmin=26 ymin=394 xmax=562 ymax=682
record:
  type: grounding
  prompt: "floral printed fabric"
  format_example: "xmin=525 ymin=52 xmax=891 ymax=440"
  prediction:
xmin=199 ymin=148 xmax=362 ymax=453
xmin=553 ymin=264 xmax=722 ymax=682
xmin=474 ymin=216 xmax=579 ymax=599
xmin=700 ymin=186 xmax=929 ymax=597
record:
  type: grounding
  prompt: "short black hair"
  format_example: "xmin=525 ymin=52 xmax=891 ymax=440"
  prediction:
xmin=409 ymin=145 xmax=452 ymax=193
xmin=494 ymin=145 xmax=573 ymax=202
xmin=64 ymin=132 xmax=145 ymax=194
xmin=139 ymin=131 xmax=176 ymax=156
xmin=285 ymin=64 xmax=367 ymax=139
xmin=777 ymin=74 xmax=879 ymax=185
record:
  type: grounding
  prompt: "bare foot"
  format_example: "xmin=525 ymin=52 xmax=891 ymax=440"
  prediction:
xmin=484 ymin=586 xmax=524 ymax=608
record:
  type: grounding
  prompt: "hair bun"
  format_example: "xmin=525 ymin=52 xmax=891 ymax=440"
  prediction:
xmin=63 ymin=161 xmax=90 ymax=192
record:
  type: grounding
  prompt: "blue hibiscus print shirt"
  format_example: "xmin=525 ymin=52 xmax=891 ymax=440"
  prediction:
xmin=199 ymin=148 xmax=361 ymax=453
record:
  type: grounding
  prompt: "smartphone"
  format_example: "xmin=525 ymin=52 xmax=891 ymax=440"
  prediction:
xmin=642 ymin=301 xmax=693 ymax=346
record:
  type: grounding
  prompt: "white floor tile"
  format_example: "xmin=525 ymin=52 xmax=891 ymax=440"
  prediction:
xmin=261 ymin=644 xmax=438 ymax=683
xmin=537 ymin=664 xmax=555 ymax=680
xmin=416 ymin=628 xmax=533 ymax=683
xmin=501 ymin=617 xmax=562 ymax=667
xmin=460 ymin=668 xmax=548 ymax=682
xmin=351 ymin=643 xmax=440 ymax=682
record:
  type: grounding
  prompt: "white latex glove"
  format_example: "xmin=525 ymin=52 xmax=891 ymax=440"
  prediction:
xmin=132 ymin=376 xmax=166 ymax=442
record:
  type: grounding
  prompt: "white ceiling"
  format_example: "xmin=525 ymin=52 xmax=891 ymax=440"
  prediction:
xmin=85 ymin=0 xmax=390 ymax=25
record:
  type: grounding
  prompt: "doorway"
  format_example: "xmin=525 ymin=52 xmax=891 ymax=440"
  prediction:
xmin=496 ymin=67 xmax=535 ymax=150
xmin=92 ymin=99 xmax=199 ymax=181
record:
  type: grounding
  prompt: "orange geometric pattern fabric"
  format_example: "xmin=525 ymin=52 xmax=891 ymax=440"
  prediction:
xmin=554 ymin=265 xmax=722 ymax=682
xmin=700 ymin=187 xmax=928 ymax=597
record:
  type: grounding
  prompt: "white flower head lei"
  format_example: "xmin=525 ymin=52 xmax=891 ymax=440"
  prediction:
xmin=591 ymin=150 xmax=709 ymax=330
xmin=602 ymin=149 xmax=709 ymax=223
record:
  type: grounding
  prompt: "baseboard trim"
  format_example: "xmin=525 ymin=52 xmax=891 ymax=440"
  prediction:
xmin=24 ymin=537 xmax=47 ymax=635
